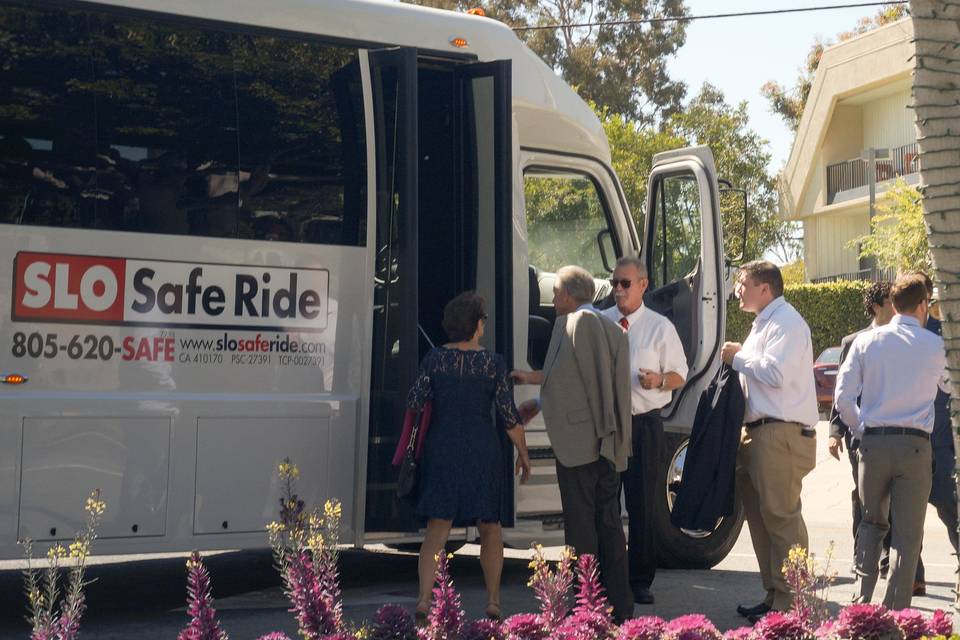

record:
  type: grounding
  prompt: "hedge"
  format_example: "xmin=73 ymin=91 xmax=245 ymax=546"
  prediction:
xmin=725 ymin=281 xmax=871 ymax=358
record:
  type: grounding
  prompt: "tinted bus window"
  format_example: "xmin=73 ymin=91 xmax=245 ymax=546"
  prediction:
xmin=0 ymin=2 xmax=367 ymax=246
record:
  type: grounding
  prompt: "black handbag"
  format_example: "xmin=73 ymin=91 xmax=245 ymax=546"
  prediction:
xmin=396 ymin=413 xmax=421 ymax=501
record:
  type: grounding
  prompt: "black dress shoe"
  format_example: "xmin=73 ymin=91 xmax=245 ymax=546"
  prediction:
xmin=747 ymin=612 xmax=767 ymax=625
xmin=736 ymin=602 xmax=771 ymax=618
xmin=633 ymin=587 xmax=655 ymax=604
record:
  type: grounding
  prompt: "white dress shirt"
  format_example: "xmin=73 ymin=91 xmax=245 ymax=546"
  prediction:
xmin=731 ymin=296 xmax=819 ymax=427
xmin=600 ymin=304 xmax=689 ymax=414
xmin=835 ymin=314 xmax=947 ymax=436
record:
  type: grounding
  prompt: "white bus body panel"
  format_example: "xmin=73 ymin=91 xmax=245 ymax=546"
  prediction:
xmin=0 ymin=226 xmax=366 ymax=556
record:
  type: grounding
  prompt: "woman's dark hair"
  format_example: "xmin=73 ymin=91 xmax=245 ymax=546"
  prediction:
xmin=442 ymin=291 xmax=486 ymax=342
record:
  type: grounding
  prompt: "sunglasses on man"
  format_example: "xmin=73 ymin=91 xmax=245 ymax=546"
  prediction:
xmin=610 ymin=278 xmax=634 ymax=289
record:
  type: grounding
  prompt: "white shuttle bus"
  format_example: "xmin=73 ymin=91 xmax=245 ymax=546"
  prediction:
xmin=0 ymin=0 xmax=743 ymax=567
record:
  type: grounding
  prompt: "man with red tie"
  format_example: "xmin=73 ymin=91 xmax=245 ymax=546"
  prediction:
xmin=600 ymin=256 xmax=688 ymax=604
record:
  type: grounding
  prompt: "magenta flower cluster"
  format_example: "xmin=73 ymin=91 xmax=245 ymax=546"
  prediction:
xmin=372 ymin=604 xmax=416 ymax=640
xmin=285 ymin=551 xmax=341 ymax=639
xmin=176 ymin=551 xmax=228 ymax=640
xmin=661 ymin=614 xmax=723 ymax=640
xmin=420 ymin=553 xmax=465 ymax=640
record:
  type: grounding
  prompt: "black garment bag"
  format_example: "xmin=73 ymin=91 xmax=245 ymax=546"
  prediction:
xmin=670 ymin=364 xmax=745 ymax=530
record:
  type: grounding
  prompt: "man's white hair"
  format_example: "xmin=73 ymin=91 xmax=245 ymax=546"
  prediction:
xmin=615 ymin=256 xmax=647 ymax=278
xmin=556 ymin=265 xmax=596 ymax=305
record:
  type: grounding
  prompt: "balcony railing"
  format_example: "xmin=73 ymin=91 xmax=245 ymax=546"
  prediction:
xmin=826 ymin=142 xmax=918 ymax=205
xmin=810 ymin=266 xmax=898 ymax=284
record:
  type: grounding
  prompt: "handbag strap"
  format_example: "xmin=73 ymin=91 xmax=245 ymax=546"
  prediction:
xmin=406 ymin=412 xmax=422 ymax=454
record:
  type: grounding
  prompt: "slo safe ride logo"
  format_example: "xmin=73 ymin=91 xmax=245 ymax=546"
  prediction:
xmin=12 ymin=252 xmax=330 ymax=331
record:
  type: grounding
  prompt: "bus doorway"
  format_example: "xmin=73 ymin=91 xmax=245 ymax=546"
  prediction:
xmin=364 ymin=51 xmax=512 ymax=538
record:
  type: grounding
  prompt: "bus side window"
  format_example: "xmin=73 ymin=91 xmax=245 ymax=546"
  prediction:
xmin=523 ymin=172 xmax=612 ymax=368
xmin=0 ymin=4 xmax=366 ymax=247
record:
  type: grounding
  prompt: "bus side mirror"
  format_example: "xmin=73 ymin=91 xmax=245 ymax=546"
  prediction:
xmin=597 ymin=228 xmax=615 ymax=273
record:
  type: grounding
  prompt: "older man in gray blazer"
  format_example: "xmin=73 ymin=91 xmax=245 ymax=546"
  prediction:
xmin=514 ymin=265 xmax=633 ymax=621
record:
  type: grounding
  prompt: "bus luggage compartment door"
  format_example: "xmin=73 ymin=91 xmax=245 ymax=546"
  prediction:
xmin=193 ymin=404 xmax=356 ymax=536
xmin=19 ymin=416 xmax=171 ymax=540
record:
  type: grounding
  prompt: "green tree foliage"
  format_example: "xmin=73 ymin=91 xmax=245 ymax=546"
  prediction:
xmin=780 ymin=259 xmax=806 ymax=286
xmin=601 ymin=85 xmax=797 ymax=263
xmin=761 ymin=4 xmax=907 ymax=131
xmin=850 ymin=178 xmax=931 ymax=274
xmin=404 ymin=0 xmax=690 ymax=124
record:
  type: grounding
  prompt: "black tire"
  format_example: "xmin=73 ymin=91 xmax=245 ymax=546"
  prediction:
xmin=654 ymin=432 xmax=745 ymax=569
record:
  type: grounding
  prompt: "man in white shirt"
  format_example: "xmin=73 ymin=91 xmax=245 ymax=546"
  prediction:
xmin=721 ymin=260 xmax=819 ymax=620
xmin=835 ymin=273 xmax=947 ymax=609
xmin=600 ymin=256 xmax=687 ymax=605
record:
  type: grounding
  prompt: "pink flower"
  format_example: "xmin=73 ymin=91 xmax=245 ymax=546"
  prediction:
xmin=663 ymin=614 xmax=723 ymax=640
xmin=722 ymin=627 xmax=755 ymax=640
xmin=573 ymin=555 xmax=611 ymax=622
xmin=752 ymin=611 xmax=814 ymax=640
xmin=835 ymin=604 xmax=899 ymax=640
xmin=284 ymin=551 xmax=339 ymax=639
xmin=461 ymin=619 xmax=504 ymax=640
xmin=890 ymin=609 xmax=926 ymax=640
xmin=256 ymin=634 xmax=293 ymax=640
xmin=502 ymin=613 xmax=547 ymax=640
xmin=371 ymin=604 xmax=415 ymax=640
xmin=617 ymin=616 xmax=667 ymax=640
xmin=927 ymin=609 xmax=953 ymax=637
xmin=177 ymin=552 xmax=228 ymax=640
xmin=420 ymin=554 xmax=464 ymax=640
xmin=813 ymin=619 xmax=837 ymax=639
xmin=554 ymin=610 xmax=613 ymax=640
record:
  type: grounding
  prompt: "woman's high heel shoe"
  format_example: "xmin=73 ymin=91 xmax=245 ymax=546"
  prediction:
xmin=484 ymin=602 xmax=502 ymax=621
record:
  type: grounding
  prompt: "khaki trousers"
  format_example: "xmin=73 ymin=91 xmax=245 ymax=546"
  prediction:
xmin=735 ymin=421 xmax=817 ymax=611
xmin=854 ymin=432 xmax=932 ymax=610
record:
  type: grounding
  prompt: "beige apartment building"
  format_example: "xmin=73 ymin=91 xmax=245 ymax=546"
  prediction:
xmin=780 ymin=18 xmax=917 ymax=282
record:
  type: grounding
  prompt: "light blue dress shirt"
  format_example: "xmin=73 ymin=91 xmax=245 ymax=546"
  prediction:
xmin=835 ymin=314 xmax=947 ymax=436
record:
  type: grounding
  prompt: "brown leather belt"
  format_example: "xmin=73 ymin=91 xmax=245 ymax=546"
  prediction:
xmin=745 ymin=417 xmax=815 ymax=438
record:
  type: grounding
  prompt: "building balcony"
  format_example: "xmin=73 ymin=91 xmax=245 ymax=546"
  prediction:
xmin=825 ymin=142 xmax=919 ymax=205
xmin=810 ymin=266 xmax=898 ymax=284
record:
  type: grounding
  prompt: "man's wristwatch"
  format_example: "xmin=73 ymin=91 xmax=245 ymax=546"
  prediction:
xmin=658 ymin=373 xmax=667 ymax=390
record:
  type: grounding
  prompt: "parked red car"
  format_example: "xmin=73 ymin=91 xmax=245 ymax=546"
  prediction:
xmin=814 ymin=346 xmax=843 ymax=412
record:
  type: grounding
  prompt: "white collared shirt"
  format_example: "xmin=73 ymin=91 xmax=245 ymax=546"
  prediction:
xmin=600 ymin=304 xmax=688 ymax=414
xmin=731 ymin=296 xmax=819 ymax=427
xmin=835 ymin=314 xmax=947 ymax=436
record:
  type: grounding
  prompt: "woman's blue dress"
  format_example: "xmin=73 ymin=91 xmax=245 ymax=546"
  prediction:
xmin=406 ymin=347 xmax=522 ymax=525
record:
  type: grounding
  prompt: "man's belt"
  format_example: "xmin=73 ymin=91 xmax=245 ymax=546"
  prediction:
xmin=864 ymin=426 xmax=930 ymax=440
xmin=745 ymin=417 xmax=816 ymax=438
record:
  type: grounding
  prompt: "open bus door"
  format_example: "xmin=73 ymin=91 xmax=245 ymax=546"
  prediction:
xmin=642 ymin=146 xmax=745 ymax=568
xmin=363 ymin=49 xmax=513 ymax=540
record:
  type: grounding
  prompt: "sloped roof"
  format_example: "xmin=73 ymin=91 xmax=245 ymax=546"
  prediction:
xmin=780 ymin=18 xmax=914 ymax=219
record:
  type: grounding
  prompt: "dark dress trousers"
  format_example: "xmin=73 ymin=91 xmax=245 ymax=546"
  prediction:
xmin=671 ymin=364 xmax=745 ymax=530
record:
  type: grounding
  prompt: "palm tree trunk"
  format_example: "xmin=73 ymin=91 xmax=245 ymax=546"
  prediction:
xmin=910 ymin=0 xmax=960 ymax=612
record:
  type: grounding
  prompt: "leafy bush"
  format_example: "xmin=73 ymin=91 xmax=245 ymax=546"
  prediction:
xmin=727 ymin=281 xmax=870 ymax=357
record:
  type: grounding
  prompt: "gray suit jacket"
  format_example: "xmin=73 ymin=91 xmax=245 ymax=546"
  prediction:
xmin=540 ymin=308 xmax=632 ymax=472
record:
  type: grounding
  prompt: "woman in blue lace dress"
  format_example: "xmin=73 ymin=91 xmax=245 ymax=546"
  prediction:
xmin=407 ymin=291 xmax=531 ymax=622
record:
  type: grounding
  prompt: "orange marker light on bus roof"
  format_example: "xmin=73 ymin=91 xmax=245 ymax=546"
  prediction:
xmin=1 ymin=374 xmax=27 ymax=385
xmin=449 ymin=36 xmax=469 ymax=48
xmin=466 ymin=8 xmax=485 ymax=16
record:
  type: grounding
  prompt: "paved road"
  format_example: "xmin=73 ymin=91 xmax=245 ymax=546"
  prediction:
xmin=0 ymin=421 xmax=955 ymax=638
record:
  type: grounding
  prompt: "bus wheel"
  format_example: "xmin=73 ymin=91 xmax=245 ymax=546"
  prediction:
xmin=654 ymin=433 xmax=744 ymax=569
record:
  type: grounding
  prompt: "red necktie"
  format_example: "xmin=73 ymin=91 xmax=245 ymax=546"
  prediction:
xmin=619 ymin=317 xmax=629 ymax=331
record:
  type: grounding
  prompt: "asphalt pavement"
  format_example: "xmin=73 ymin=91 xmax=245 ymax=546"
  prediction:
xmin=0 ymin=420 xmax=955 ymax=638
